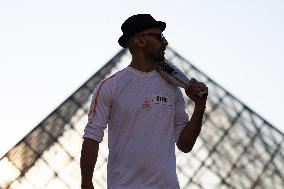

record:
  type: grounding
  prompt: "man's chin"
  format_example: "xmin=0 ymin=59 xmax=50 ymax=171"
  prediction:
xmin=151 ymin=52 xmax=166 ymax=63
xmin=159 ymin=54 xmax=166 ymax=61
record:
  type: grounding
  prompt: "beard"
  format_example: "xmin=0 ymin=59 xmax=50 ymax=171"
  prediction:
xmin=147 ymin=46 xmax=166 ymax=63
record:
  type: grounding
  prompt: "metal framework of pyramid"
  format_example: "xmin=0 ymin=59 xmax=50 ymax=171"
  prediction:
xmin=1 ymin=48 xmax=283 ymax=189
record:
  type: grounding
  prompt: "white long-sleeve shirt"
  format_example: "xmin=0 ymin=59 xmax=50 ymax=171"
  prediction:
xmin=83 ymin=66 xmax=189 ymax=189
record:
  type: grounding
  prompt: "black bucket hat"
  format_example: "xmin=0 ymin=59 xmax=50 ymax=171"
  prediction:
xmin=118 ymin=14 xmax=166 ymax=48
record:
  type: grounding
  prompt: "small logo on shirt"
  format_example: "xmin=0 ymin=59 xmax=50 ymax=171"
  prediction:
xmin=143 ymin=99 xmax=152 ymax=111
xmin=152 ymin=94 xmax=173 ymax=106
xmin=156 ymin=96 xmax=168 ymax=103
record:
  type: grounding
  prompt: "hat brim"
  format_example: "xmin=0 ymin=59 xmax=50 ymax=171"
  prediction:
xmin=118 ymin=21 xmax=166 ymax=48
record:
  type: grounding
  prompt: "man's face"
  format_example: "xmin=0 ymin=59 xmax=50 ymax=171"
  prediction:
xmin=138 ymin=28 xmax=168 ymax=62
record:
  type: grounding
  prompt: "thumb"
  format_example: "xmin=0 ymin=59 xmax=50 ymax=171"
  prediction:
xmin=186 ymin=78 xmax=196 ymax=92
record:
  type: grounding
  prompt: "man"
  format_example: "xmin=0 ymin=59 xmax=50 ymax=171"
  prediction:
xmin=80 ymin=14 xmax=208 ymax=189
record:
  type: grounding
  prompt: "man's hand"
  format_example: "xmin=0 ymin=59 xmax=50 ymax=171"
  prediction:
xmin=185 ymin=78 xmax=208 ymax=108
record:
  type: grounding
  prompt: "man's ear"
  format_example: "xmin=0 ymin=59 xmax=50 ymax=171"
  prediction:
xmin=134 ymin=37 xmax=146 ymax=47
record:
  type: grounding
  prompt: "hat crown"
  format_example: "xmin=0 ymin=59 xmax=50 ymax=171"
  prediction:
xmin=118 ymin=14 xmax=166 ymax=48
xmin=121 ymin=14 xmax=157 ymax=33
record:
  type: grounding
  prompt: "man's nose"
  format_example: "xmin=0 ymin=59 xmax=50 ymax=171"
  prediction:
xmin=162 ymin=38 xmax=168 ymax=46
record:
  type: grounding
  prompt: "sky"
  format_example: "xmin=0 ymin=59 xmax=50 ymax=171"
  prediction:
xmin=0 ymin=0 xmax=283 ymax=157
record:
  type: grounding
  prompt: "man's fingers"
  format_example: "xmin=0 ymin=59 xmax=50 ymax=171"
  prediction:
xmin=188 ymin=78 xmax=195 ymax=86
xmin=187 ymin=80 xmax=208 ymax=95
xmin=199 ymin=83 xmax=208 ymax=92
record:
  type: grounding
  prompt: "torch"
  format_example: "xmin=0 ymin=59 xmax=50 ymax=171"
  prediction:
xmin=155 ymin=60 xmax=207 ymax=97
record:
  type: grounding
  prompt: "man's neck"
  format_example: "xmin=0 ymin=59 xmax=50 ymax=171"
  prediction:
xmin=129 ymin=57 xmax=157 ymax=73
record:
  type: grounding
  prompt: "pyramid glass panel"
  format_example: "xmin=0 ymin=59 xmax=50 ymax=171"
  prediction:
xmin=1 ymin=48 xmax=283 ymax=189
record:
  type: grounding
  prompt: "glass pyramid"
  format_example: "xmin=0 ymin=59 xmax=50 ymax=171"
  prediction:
xmin=1 ymin=48 xmax=283 ymax=189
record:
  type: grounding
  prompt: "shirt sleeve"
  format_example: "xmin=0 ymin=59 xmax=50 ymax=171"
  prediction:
xmin=174 ymin=87 xmax=189 ymax=143
xmin=83 ymin=78 xmax=113 ymax=143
